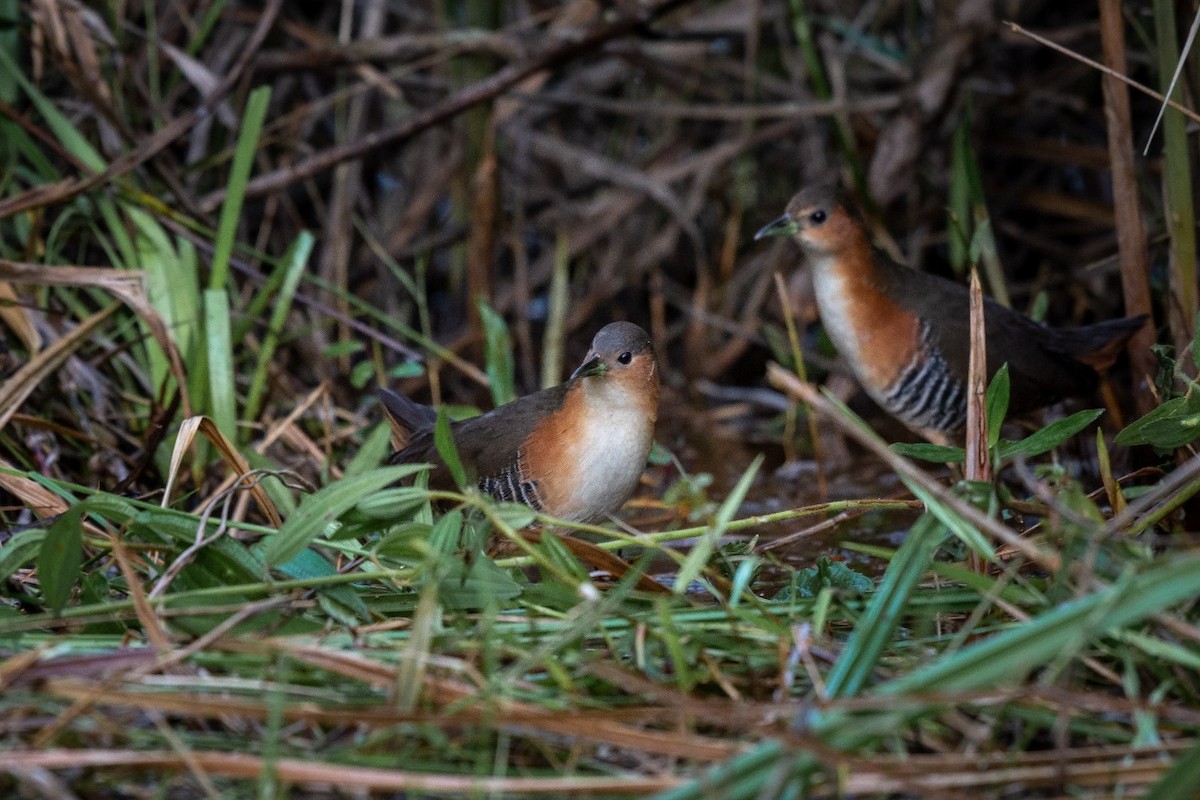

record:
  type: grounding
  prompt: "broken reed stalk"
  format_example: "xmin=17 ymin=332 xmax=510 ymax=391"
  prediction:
xmin=965 ymin=268 xmax=990 ymax=573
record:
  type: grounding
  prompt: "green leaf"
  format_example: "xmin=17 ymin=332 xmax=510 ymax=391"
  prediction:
xmin=350 ymin=360 xmax=375 ymax=389
xmin=276 ymin=548 xmax=369 ymax=621
xmin=428 ymin=509 xmax=464 ymax=557
xmin=0 ymin=529 xmax=45 ymax=582
xmin=322 ymin=341 xmax=364 ymax=358
xmin=1150 ymin=344 xmax=1178 ymax=399
xmin=317 ymin=589 xmax=369 ymax=627
xmin=477 ymin=299 xmax=516 ymax=406
xmin=985 ymin=363 xmax=1010 ymax=447
xmin=351 ymin=483 xmax=431 ymax=521
xmin=1000 ymin=408 xmax=1105 ymax=458
xmin=131 ymin=507 xmax=211 ymax=544
xmin=647 ymin=440 xmax=674 ymax=465
xmin=889 ymin=442 xmax=965 ymax=463
xmin=275 ymin=548 xmax=338 ymax=581
xmin=776 ymin=556 xmax=872 ymax=600
xmin=535 ymin=532 xmax=589 ymax=582
xmin=389 ymin=361 xmax=425 ymax=379
xmin=1192 ymin=311 xmax=1200 ymax=373
xmin=437 ymin=554 xmax=522 ymax=608
xmin=0 ymin=0 xmax=20 ymax=105
xmin=492 ymin=502 xmax=536 ymax=531
xmin=38 ymin=507 xmax=84 ymax=611
xmin=433 ymin=407 xmax=469 ymax=488
xmin=375 ymin=522 xmax=434 ymax=557
xmin=1115 ymin=393 xmax=1200 ymax=449
xmin=345 ymin=421 xmax=399 ymax=476
xmin=261 ymin=467 xmax=410 ymax=567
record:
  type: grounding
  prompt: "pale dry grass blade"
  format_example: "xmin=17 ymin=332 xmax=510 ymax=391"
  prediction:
xmin=0 ymin=456 xmax=71 ymax=519
xmin=0 ymin=282 xmax=40 ymax=352
xmin=109 ymin=537 xmax=172 ymax=653
xmin=0 ymin=260 xmax=191 ymax=415
xmin=0 ymin=303 xmax=119 ymax=432
xmin=162 ymin=416 xmax=283 ymax=528
xmin=0 ymin=749 xmax=681 ymax=794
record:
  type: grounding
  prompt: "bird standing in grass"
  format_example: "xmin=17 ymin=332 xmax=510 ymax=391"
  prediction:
xmin=379 ymin=321 xmax=659 ymax=523
xmin=755 ymin=186 xmax=1147 ymax=442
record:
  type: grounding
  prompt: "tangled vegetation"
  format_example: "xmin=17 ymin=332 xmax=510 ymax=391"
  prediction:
xmin=0 ymin=1 xmax=1198 ymax=797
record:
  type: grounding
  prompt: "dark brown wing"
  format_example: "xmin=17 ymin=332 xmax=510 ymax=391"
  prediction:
xmin=877 ymin=260 xmax=1101 ymax=416
xmin=388 ymin=383 xmax=573 ymax=490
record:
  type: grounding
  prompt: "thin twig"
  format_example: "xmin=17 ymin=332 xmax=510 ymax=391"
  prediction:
xmin=1005 ymin=21 xmax=1200 ymax=126
xmin=200 ymin=0 xmax=698 ymax=211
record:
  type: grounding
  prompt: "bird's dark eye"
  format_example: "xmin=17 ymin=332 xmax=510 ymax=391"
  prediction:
xmin=808 ymin=209 xmax=827 ymax=225
xmin=617 ymin=351 xmax=633 ymax=365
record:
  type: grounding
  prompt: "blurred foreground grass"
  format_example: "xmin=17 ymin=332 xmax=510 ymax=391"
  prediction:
xmin=1 ymin=1 xmax=1199 ymax=797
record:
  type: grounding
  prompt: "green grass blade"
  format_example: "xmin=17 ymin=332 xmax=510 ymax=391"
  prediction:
xmin=0 ymin=0 xmax=19 ymax=105
xmin=0 ymin=529 xmax=46 ymax=582
xmin=0 ymin=44 xmax=104 ymax=170
xmin=900 ymin=477 xmax=992 ymax=558
xmin=948 ymin=113 xmax=972 ymax=275
xmin=823 ymin=512 xmax=946 ymax=698
xmin=540 ymin=230 xmax=570 ymax=388
xmin=243 ymin=231 xmax=315 ymax=423
xmin=650 ymin=740 xmax=808 ymax=800
xmin=203 ymin=288 xmax=238 ymax=442
xmin=260 ymin=467 xmax=411 ymax=567
xmin=673 ymin=454 xmax=762 ymax=594
xmin=210 ymin=85 xmax=271 ymax=292
xmin=1154 ymin=0 xmax=1198 ymax=344
xmin=880 ymin=552 xmax=1200 ymax=696
xmin=433 ymin=407 xmax=469 ymax=488
xmin=132 ymin=207 xmax=202 ymax=397
xmin=345 ymin=422 xmax=395 ymax=476
xmin=1144 ymin=737 xmax=1200 ymax=800
xmin=477 ymin=299 xmax=515 ymax=405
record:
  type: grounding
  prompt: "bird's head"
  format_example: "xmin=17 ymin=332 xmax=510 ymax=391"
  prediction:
xmin=754 ymin=185 xmax=860 ymax=257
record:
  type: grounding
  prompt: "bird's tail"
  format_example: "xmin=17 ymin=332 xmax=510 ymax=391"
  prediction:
xmin=1058 ymin=314 xmax=1148 ymax=372
xmin=377 ymin=388 xmax=438 ymax=450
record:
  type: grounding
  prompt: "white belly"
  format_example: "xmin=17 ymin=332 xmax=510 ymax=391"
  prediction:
xmin=812 ymin=263 xmax=865 ymax=370
xmin=810 ymin=259 xmax=894 ymax=408
xmin=563 ymin=404 xmax=653 ymax=521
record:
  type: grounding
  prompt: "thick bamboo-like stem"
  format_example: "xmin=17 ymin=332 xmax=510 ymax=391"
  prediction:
xmin=1098 ymin=0 xmax=1157 ymax=416
xmin=1152 ymin=0 xmax=1198 ymax=375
